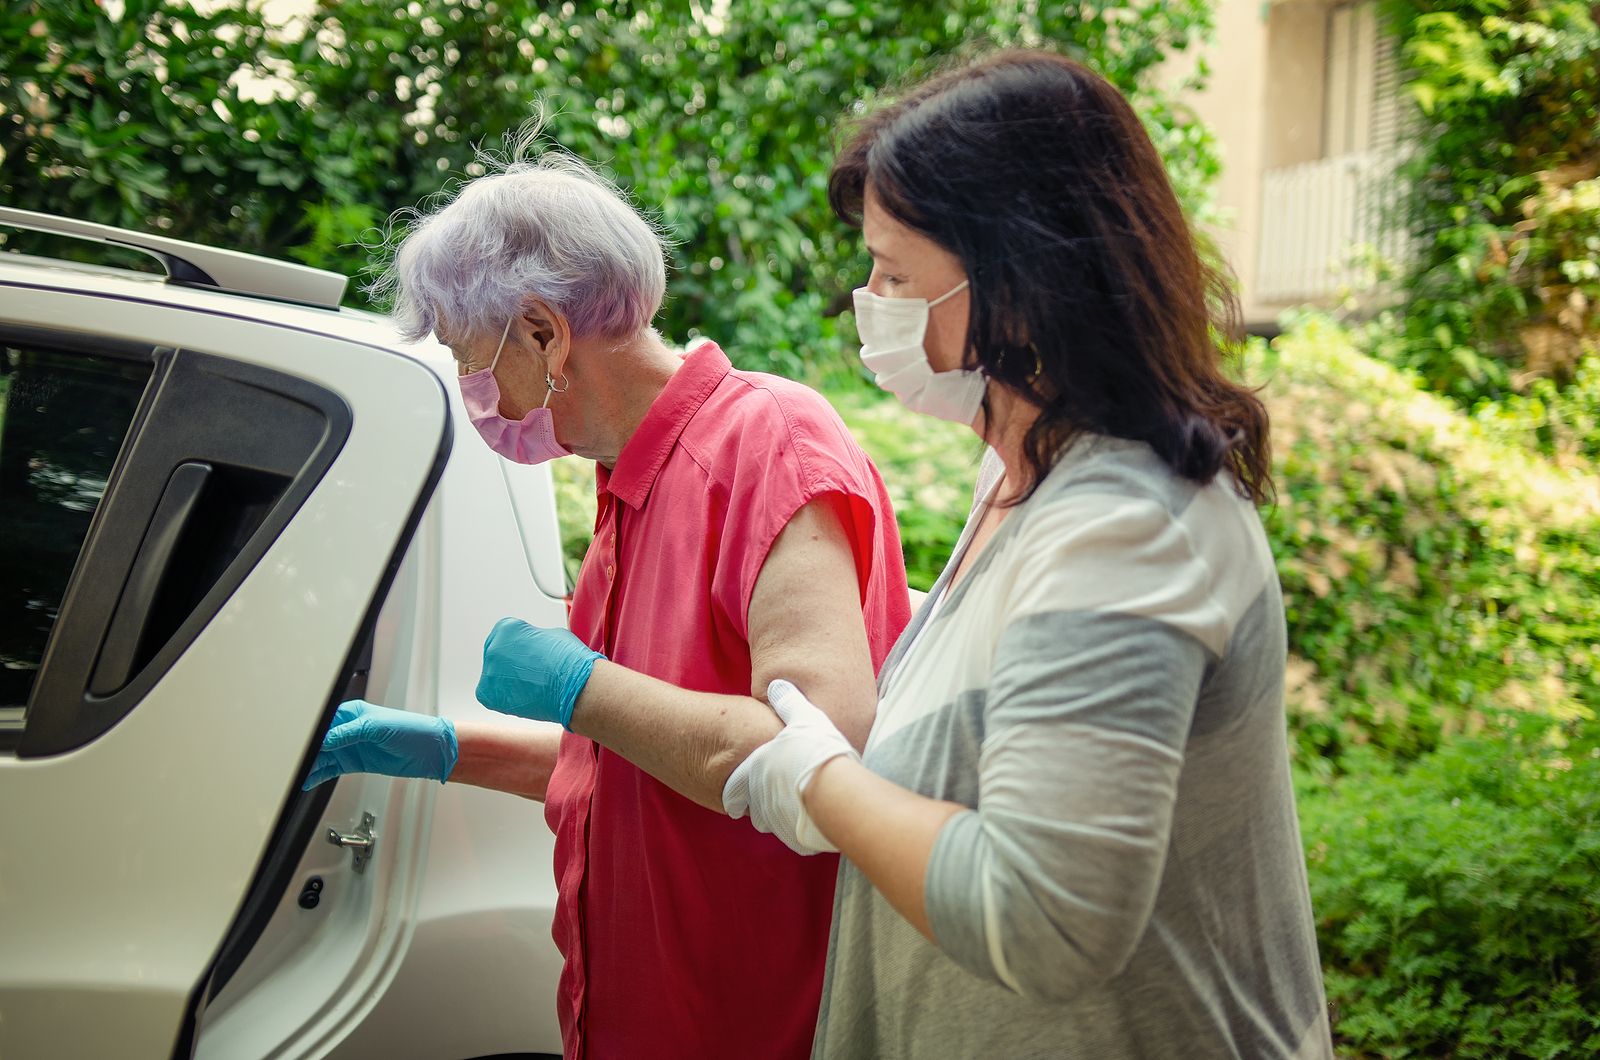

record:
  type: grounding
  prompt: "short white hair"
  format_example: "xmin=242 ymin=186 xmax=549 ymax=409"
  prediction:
xmin=373 ymin=151 xmax=668 ymax=345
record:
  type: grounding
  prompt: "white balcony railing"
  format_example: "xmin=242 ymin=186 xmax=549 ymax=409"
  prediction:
xmin=1257 ymin=149 xmax=1411 ymax=304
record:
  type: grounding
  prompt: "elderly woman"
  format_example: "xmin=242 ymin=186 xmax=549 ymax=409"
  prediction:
xmin=309 ymin=154 xmax=910 ymax=1060
xmin=481 ymin=51 xmax=1333 ymax=1058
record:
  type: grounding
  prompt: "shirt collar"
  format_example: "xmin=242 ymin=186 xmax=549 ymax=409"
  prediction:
xmin=600 ymin=340 xmax=731 ymax=509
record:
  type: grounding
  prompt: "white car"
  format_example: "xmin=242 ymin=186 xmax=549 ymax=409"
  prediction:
xmin=0 ymin=208 xmax=566 ymax=1059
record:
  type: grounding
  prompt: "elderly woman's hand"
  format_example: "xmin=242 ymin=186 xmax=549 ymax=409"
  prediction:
xmin=303 ymin=700 xmax=458 ymax=789
xmin=476 ymin=617 xmax=605 ymax=729
xmin=723 ymin=680 xmax=860 ymax=854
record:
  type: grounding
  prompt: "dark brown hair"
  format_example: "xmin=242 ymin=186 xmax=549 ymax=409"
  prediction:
xmin=830 ymin=50 xmax=1273 ymax=505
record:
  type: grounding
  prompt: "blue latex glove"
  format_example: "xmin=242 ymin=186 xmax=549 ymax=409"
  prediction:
xmin=303 ymin=700 xmax=458 ymax=789
xmin=475 ymin=617 xmax=604 ymax=729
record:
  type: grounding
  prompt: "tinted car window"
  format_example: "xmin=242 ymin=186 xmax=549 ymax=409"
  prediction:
xmin=0 ymin=344 xmax=151 ymax=718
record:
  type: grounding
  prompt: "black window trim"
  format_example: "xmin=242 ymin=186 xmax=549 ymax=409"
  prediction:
xmin=0 ymin=326 xmax=159 ymax=749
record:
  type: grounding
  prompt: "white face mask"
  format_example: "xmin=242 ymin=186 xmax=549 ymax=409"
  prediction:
xmin=853 ymin=281 xmax=986 ymax=426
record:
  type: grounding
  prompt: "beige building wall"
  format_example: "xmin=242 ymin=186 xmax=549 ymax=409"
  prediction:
xmin=1179 ymin=0 xmax=1406 ymax=327
xmin=1182 ymin=0 xmax=1271 ymax=325
xmin=1178 ymin=0 xmax=1345 ymax=326
xmin=1261 ymin=2 xmax=1331 ymax=171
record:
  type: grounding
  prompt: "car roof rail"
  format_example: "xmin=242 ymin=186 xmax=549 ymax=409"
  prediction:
xmin=0 ymin=205 xmax=348 ymax=310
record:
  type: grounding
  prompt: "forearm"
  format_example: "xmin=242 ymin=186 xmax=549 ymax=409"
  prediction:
xmin=447 ymin=719 xmax=562 ymax=801
xmin=570 ymin=660 xmax=783 ymax=812
xmin=803 ymin=755 xmax=964 ymax=940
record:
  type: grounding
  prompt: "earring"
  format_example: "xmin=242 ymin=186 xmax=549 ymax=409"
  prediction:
xmin=546 ymin=371 xmax=571 ymax=393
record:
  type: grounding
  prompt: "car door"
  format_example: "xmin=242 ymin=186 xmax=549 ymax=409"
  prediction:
xmin=193 ymin=388 xmax=570 ymax=1060
xmin=0 ymin=281 xmax=450 ymax=1059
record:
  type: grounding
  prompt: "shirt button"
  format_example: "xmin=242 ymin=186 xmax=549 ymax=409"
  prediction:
xmin=606 ymin=564 xmax=615 ymax=579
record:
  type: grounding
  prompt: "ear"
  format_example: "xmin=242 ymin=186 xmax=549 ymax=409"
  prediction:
xmin=521 ymin=297 xmax=571 ymax=379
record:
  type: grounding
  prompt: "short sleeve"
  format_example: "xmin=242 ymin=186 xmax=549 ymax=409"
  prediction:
xmin=706 ymin=385 xmax=886 ymax=643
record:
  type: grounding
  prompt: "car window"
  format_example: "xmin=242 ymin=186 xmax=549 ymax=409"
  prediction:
xmin=0 ymin=343 xmax=151 ymax=725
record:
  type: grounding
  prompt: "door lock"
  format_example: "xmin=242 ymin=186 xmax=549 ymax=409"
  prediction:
xmin=326 ymin=811 xmax=377 ymax=874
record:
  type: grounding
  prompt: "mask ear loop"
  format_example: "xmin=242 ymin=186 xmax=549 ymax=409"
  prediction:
xmin=542 ymin=371 xmax=570 ymax=409
xmin=487 ymin=316 xmax=514 ymax=373
xmin=927 ymin=279 xmax=970 ymax=308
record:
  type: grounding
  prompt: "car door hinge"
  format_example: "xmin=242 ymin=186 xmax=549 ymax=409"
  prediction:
xmin=326 ymin=811 xmax=377 ymax=874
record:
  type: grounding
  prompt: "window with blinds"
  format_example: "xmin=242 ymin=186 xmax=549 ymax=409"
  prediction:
xmin=1324 ymin=1 xmax=1407 ymax=157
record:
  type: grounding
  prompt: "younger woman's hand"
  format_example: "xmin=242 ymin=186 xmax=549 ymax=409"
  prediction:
xmin=722 ymin=680 xmax=858 ymax=854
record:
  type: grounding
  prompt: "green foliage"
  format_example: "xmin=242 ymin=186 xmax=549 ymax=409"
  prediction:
xmin=1474 ymin=353 xmax=1600 ymax=466
xmin=550 ymin=457 xmax=597 ymax=587
xmin=1256 ymin=317 xmax=1600 ymax=768
xmin=828 ymin=387 xmax=982 ymax=590
xmin=1 ymin=0 xmax=1219 ymax=379
xmin=1299 ymin=718 xmax=1600 ymax=1057
xmin=1375 ymin=0 xmax=1600 ymax=402
xmin=0 ymin=2 xmax=276 ymax=238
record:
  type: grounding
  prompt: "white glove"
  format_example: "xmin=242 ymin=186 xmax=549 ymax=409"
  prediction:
xmin=723 ymin=679 xmax=859 ymax=855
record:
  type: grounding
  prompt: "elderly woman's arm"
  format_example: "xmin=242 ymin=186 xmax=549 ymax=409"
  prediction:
xmin=562 ymin=494 xmax=880 ymax=811
xmin=448 ymin=719 xmax=563 ymax=800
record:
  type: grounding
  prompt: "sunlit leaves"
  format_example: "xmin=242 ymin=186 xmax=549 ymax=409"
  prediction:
xmin=1 ymin=0 xmax=1219 ymax=378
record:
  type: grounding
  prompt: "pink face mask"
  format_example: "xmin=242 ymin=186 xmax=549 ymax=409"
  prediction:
xmin=457 ymin=317 xmax=572 ymax=465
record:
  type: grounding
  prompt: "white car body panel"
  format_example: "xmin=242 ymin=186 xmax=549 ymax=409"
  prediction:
xmin=0 ymin=253 xmax=568 ymax=1058
xmin=0 ymin=284 xmax=449 ymax=1056
xmin=197 ymin=377 xmax=568 ymax=1060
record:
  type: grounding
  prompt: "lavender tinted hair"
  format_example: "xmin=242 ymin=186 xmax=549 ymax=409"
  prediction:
xmin=371 ymin=151 xmax=668 ymax=345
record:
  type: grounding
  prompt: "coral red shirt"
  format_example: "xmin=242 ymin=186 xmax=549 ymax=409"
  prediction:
xmin=545 ymin=342 xmax=910 ymax=1059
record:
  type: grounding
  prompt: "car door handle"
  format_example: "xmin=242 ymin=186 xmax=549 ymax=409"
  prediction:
xmin=89 ymin=460 xmax=213 ymax=695
xmin=326 ymin=811 xmax=377 ymax=874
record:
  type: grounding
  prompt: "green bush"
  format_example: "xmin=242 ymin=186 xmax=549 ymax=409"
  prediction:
xmin=828 ymin=387 xmax=982 ymax=591
xmin=550 ymin=458 xmax=598 ymax=588
xmin=1299 ymin=719 xmax=1600 ymax=1057
xmin=1474 ymin=354 xmax=1600 ymax=468
xmin=1254 ymin=317 xmax=1600 ymax=769
xmin=1375 ymin=0 xmax=1600 ymax=403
